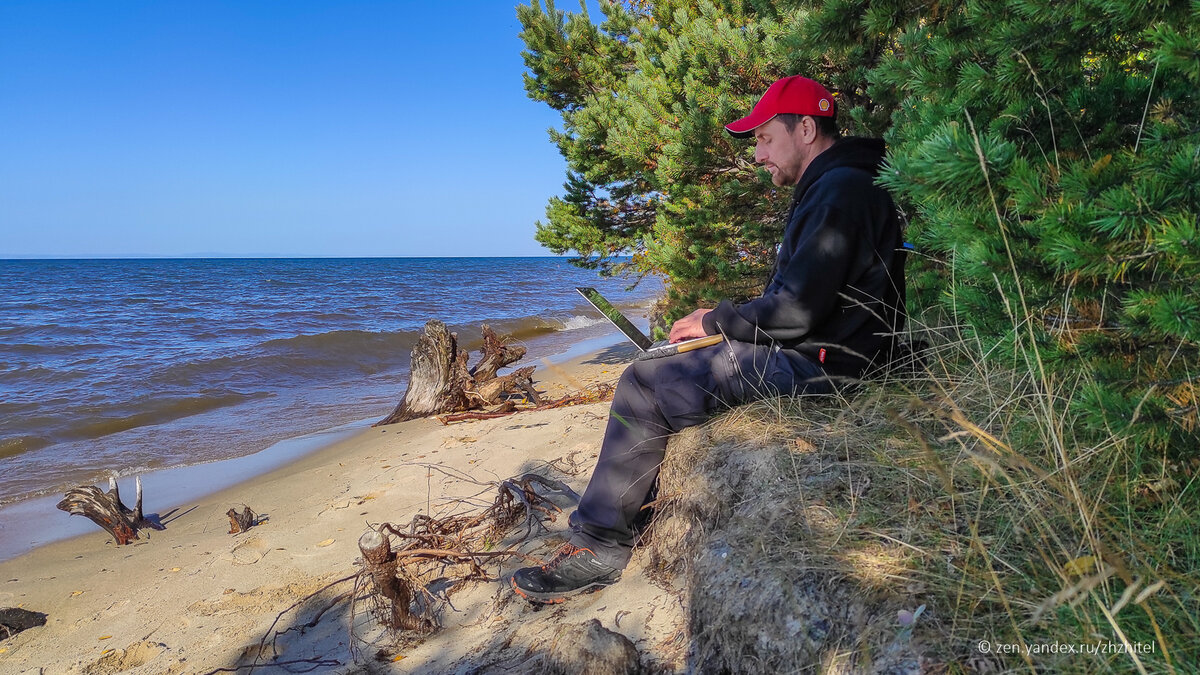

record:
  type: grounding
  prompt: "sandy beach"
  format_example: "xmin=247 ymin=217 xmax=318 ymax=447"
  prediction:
xmin=0 ymin=340 xmax=689 ymax=674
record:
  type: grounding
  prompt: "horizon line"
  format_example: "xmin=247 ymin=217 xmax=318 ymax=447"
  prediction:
xmin=0 ymin=254 xmax=598 ymax=261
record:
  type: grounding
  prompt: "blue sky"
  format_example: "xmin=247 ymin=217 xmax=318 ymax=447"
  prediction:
xmin=0 ymin=1 xmax=600 ymax=258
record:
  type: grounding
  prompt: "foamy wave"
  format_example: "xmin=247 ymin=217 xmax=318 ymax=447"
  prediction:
xmin=113 ymin=465 xmax=156 ymax=480
xmin=456 ymin=315 xmax=605 ymax=345
xmin=558 ymin=315 xmax=606 ymax=330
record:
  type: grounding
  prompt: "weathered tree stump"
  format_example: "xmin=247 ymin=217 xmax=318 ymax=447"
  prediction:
xmin=56 ymin=476 xmax=162 ymax=545
xmin=227 ymin=506 xmax=258 ymax=534
xmin=375 ymin=322 xmax=531 ymax=425
xmin=357 ymin=528 xmax=427 ymax=631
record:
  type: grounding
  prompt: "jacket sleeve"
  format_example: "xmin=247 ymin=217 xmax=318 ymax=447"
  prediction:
xmin=701 ymin=199 xmax=857 ymax=344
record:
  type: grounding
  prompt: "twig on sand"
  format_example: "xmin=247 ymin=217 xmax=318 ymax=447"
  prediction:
xmin=200 ymin=657 xmax=343 ymax=674
xmin=236 ymin=573 xmax=359 ymax=674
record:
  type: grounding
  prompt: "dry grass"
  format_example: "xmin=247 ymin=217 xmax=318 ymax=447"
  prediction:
xmin=641 ymin=318 xmax=1198 ymax=674
xmin=645 ymin=393 xmax=936 ymax=673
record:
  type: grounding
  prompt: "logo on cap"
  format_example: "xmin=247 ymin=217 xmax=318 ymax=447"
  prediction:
xmin=818 ymin=98 xmax=830 ymax=112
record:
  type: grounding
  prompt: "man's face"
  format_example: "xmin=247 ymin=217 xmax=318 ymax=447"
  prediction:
xmin=753 ymin=117 xmax=808 ymax=186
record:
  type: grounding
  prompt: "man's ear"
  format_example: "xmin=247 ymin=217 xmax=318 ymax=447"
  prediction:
xmin=801 ymin=115 xmax=818 ymax=143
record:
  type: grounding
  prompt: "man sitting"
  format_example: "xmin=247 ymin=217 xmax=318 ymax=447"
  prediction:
xmin=512 ymin=75 xmax=907 ymax=603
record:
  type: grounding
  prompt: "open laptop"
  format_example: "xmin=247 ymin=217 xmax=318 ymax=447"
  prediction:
xmin=576 ymin=287 xmax=724 ymax=361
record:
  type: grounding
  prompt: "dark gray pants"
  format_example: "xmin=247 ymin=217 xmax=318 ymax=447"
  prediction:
xmin=570 ymin=339 xmax=834 ymax=568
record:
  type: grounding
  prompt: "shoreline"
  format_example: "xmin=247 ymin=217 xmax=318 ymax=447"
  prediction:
xmin=0 ymin=331 xmax=637 ymax=564
xmin=0 ymin=422 xmax=369 ymax=563
xmin=1 ymin=257 xmax=663 ymax=520
xmin=0 ymin=336 xmax=643 ymax=674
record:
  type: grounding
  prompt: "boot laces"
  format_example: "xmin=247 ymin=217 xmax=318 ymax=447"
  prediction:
xmin=541 ymin=543 xmax=585 ymax=570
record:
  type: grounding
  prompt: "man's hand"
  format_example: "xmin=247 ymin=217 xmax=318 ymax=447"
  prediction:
xmin=669 ymin=308 xmax=713 ymax=343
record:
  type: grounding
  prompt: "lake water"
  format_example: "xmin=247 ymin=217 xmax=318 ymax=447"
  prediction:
xmin=0 ymin=257 xmax=659 ymax=506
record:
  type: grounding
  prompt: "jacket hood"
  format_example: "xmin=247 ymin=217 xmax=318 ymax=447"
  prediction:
xmin=791 ymin=137 xmax=886 ymax=204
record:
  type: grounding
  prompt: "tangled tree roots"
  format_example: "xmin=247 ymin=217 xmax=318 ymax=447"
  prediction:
xmin=348 ymin=473 xmax=580 ymax=650
xmin=237 ymin=471 xmax=580 ymax=671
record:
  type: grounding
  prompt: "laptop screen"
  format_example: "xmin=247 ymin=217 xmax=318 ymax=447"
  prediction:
xmin=576 ymin=287 xmax=653 ymax=351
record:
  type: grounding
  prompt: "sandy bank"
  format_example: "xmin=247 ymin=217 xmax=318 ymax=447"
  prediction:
xmin=0 ymin=340 xmax=689 ymax=674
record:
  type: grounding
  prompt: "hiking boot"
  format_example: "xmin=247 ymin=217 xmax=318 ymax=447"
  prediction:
xmin=511 ymin=543 xmax=622 ymax=604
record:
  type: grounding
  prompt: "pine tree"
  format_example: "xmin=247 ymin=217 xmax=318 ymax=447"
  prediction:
xmin=517 ymin=0 xmax=889 ymax=325
xmin=518 ymin=0 xmax=1200 ymax=458
xmin=869 ymin=0 xmax=1200 ymax=456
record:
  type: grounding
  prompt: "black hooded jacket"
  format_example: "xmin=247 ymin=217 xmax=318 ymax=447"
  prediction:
xmin=700 ymin=137 xmax=906 ymax=378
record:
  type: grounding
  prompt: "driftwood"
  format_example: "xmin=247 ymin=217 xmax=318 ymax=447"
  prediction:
xmin=471 ymin=326 xmax=527 ymax=381
xmin=357 ymin=529 xmax=430 ymax=632
xmin=56 ymin=476 xmax=163 ymax=545
xmin=435 ymin=383 xmax=615 ymax=425
xmin=227 ymin=506 xmax=258 ymax=534
xmin=375 ymin=322 xmax=531 ymax=425
xmin=1 ymin=607 xmax=47 ymax=639
xmin=474 ymin=365 xmax=537 ymax=405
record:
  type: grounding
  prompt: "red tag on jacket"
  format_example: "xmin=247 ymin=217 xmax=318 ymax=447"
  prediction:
xmin=818 ymin=348 xmax=827 ymax=363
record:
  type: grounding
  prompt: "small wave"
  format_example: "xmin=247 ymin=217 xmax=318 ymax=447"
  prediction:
xmin=161 ymin=305 xmax=200 ymax=314
xmin=258 ymin=330 xmax=418 ymax=361
xmin=448 ymin=313 xmax=613 ymax=351
xmin=0 ymin=341 xmax=116 ymax=356
xmin=151 ymin=329 xmax=419 ymax=390
xmin=0 ymin=435 xmax=49 ymax=460
xmin=558 ymin=315 xmax=606 ymax=331
xmin=454 ymin=317 xmax=565 ymax=348
xmin=0 ymin=324 xmax=95 ymax=339
xmin=0 ymin=364 xmax=65 ymax=380
xmin=52 ymin=391 xmax=271 ymax=444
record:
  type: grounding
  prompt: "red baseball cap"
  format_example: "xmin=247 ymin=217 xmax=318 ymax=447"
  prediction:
xmin=725 ymin=75 xmax=836 ymax=138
